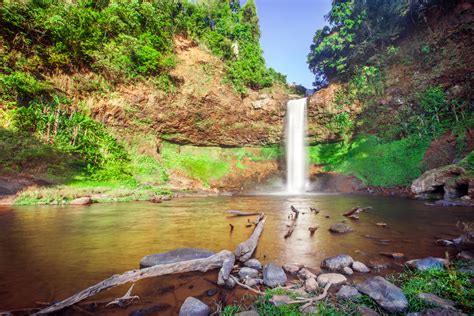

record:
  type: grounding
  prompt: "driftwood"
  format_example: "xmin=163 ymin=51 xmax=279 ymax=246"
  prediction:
xmin=229 ymin=275 xmax=264 ymax=295
xmin=234 ymin=214 xmax=266 ymax=262
xmin=35 ymin=250 xmax=234 ymax=315
xmin=308 ymin=226 xmax=318 ymax=235
xmin=284 ymin=206 xmax=300 ymax=239
xmin=105 ymin=284 xmax=139 ymax=308
xmin=227 ymin=210 xmax=260 ymax=217
xmin=343 ymin=206 xmax=372 ymax=217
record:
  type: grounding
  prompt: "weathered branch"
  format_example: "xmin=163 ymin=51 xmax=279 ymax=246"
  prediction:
xmin=229 ymin=275 xmax=264 ymax=295
xmin=285 ymin=206 xmax=300 ymax=239
xmin=227 ymin=210 xmax=260 ymax=217
xmin=35 ymin=250 xmax=234 ymax=315
xmin=234 ymin=214 xmax=266 ymax=262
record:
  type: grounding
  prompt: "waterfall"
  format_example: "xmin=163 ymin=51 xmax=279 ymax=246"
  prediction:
xmin=285 ymin=98 xmax=308 ymax=194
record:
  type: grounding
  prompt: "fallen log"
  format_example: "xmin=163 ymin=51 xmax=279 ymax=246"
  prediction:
xmin=234 ymin=214 xmax=266 ymax=262
xmin=227 ymin=210 xmax=260 ymax=217
xmin=343 ymin=206 xmax=371 ymax=217
xmin=35 ymin=250 xmax=234 ymax=315
xmin=284 ymin=206 xmax=300 ymax=239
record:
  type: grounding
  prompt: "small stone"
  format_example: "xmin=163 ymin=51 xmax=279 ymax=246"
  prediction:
xmin=329 ymin=223 xmax=353 ymax=233
xmin=304 ymin=277 xmax=319 ymax=292
xmin=244 ymin=259 xmax=262 ymax=270
xmin=336 ymin=285 xmax=361 ymax=300
xmin=456 ymin=251 xmax=474 ymax=260
xmin=380 ymin=252 xmax=405 ymax=259
xmin=263 ymin=263 xmax=287 ymax=288
xmin=238 ymin=267 xmax=259 ymax=279
xmin=352 ymin=261 xmax=370 ymax=273
xmin=205 ymin=288 xmax=217 ymax=296
xmin=244 ymin=278 xmax=263 ymax=287
xmin=283 ymin=263 xmax=303 ymax=275
xmin=417 ymin=293 xmax=456 ymax=310
xmin=179 ymin=297 xmax=209 ymax=316
xmin=406 ymin=308 xmax=466 ymax=316
xmin=70 ymin=197 xmax=92 ymax=205
xmin=321 ymin=254 xmax=354 ymax=271
xmin=297 ymin=268 xmax=317 ymax=280
xmin=342 ymin=267 xmax=353 ymax=275
xmin=358 ymin=306 xmax=380 ymax=316
xmin=224 ymin=277 xmax=236 ymax=289
xmin=356 ymin=276 xmax=408 ymax=313
xmin=368 ymin=260 xmax=389 ymax=271
xmin=317 ymin=273 xmax=347 ymax=286
xmin=235 ymin=311 xmax=259 ymax=316
xmin=376 ymin=222 xmax=388 ymax=227
xmin=269 ymin=295 xmax=292 ymax=306
xmin=405 ymin=257 xmax=446 ymax=271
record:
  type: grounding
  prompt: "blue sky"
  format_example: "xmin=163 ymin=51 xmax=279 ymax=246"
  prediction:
xmin=251 ymin=0 xmax=332 ymax=88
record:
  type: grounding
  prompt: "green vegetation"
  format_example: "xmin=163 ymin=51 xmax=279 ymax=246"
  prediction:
xmin=1 ymin=0 xmax=284 ymax=94
xmin=387 ymin=265 xmax=474 ymax=313
xmin=310 ymin=135 xmax=430 ymax=186
xmin=221 ymin=261 xmax=473 ymax=315
xmin=307 ymin=0 xmax=445 ymax=87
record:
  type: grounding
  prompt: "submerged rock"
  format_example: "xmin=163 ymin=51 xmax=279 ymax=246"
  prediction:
xmin=263 ymin=263 xmax=287 ymax=288
xmin=356 ymin=276 xmax=408 ymax=313
xmin=337 ymin=285 xmax=361 ymax=300
xmin=352 ymin=261 xmax=370 ymax=273
xmin=179 ymin=297 xmax=209 ymax=316
xmin=329 ymin=223 xmax=353 ymax=233
xmin=321 ymin=254 xmax=354 ymax=271
xmin=405 ymin=257 xmax=446 ymax=271
xmin=140 ymin=248 xmax=215 ymax=268
xmin=317 ymin=273 xmax=347 ymax=286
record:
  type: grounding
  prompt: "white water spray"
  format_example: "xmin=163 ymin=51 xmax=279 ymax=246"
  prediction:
xmin=285 ymin=98 xmax=308 ymax=194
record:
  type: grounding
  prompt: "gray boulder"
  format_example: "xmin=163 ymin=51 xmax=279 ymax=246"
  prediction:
xmin=317 ymin=273 xmax=347 ymax=286
xmin=238 ymin=267 xmax=259 ymax=279
xmin=342 ymin=267 xmax=353 ymax=275
xmin=140 ymin=248 xmax=215 ymax=268
xmin=417 ymin=293 xmax=456 ymax=310
xmin=263 ymin=263 xmax=287 ymax=288
xmin=358 ymin=306 xmax=380 ymax=316
xmin=304 ymin=277 xmax=319 ymax=292
xmin=352 ymin=261 xmax=370 ymax=273
xmin=356 ymin=276 xmax=408 ymax=313
xmin=405 ymin=257 xmax=446 ymax=271
xmin=329 ymin=223 xmax=353 ymax=233
xmin=244 ymin=259 xmax=262 ymax=270
xmin=410 ymin=165 xmax=466 ymax=200
xmin=407 ymin=308 xmax=466 ymax=316
xmin=179 ymin=297 xmax=209 ymax=316
xmin=321 ymin=254 xmax=354 ymax=271
xmin=337 ymin=285 xmax=361 ymax=300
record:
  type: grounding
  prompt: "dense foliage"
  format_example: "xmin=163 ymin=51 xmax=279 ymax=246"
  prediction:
xmin=307 ymin=0 xmax=456 ymax=87
xmin=0 ymin=0 xmax=284 ymax=94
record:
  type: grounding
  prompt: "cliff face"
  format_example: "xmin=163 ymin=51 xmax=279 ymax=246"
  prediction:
xmin=59 ymin=37 xmax=289 ymax=149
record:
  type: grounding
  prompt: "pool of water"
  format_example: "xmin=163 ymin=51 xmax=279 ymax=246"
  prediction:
xmin=0 ymin=194 xmax=472 ymax=312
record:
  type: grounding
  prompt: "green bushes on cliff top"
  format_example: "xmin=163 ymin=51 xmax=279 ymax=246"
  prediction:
xmin=0 ymin=0 xmax=283 ymax=94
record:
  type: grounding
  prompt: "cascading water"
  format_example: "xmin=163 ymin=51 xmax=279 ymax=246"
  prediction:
xmin=285 ymin=98 xmax=308 ymax=194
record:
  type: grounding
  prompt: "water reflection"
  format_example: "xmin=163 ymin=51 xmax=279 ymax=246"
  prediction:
xmin=0 ymin=195 xmax=472 ymax=310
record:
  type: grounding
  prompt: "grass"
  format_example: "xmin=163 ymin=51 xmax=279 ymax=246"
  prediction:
xmin=14 ymin=179 xmax=171 ymax=205
xmin=309 ymin=135 xmax=430 ymax=187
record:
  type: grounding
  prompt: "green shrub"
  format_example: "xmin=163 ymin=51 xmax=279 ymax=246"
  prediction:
xmin=310 ymin=135 xmax=430 ymax=186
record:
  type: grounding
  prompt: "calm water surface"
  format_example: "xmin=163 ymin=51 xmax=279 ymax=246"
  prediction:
xmin=0 ymin=194 xmax=473 ymax=312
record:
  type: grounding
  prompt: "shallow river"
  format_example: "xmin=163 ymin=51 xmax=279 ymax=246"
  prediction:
xmin=0 ymin=194 xmax=472 ymax=313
